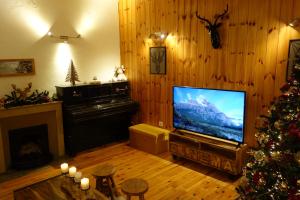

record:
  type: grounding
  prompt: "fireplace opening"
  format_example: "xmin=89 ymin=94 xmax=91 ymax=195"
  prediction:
xmin=9 ymin=124 xmax=53 ymax=170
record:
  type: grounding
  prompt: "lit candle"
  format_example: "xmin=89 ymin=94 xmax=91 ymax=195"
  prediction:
xmin=74 ymin=171 xmax=82 ymax=183
xmin=69 ymin=166 xmax=77 ymax=177
xmin=81 ymin=178 xmax=89 ymax=190
xmin=60 ymin=163 xmax=68 ymax=173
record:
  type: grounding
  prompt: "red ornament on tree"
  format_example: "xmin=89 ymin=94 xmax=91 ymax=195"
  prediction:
xmin=253 ymin=172 xmax=261 ymax=185
xmin=288 ymin=123 xmax=300 ymax=139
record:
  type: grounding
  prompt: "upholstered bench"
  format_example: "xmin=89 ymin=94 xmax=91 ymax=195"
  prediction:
xmin=129 ymin=123 xmax=170 ymax=155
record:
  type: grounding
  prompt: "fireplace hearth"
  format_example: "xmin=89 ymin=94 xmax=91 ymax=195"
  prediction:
xmin=9 ymin=124 xmax=53 ymax=170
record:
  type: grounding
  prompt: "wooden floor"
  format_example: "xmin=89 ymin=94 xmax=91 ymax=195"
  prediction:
xmin=0 ymin=142 xmax=240 ymax=200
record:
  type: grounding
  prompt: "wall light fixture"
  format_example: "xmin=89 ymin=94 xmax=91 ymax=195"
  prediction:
xmin=149 ymin=32 xmax=168 ymax=41
xmin=288 ymin=18 xmax=300 ymax=27
xmin=47 ymin=31 xmax=81 ymax=43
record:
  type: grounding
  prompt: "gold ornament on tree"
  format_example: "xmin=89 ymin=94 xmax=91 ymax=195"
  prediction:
xmin=254 ymin=150 xmax=266 ymax=162
xmin=65 ymin=60 xmax=80 ymax=86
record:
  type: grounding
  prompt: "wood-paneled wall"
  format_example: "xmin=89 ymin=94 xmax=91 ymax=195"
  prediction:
xmin=118 ymin=0 xmax=300 ymax=146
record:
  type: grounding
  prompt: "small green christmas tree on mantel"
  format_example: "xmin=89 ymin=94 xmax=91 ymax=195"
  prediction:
xmin=65 ymin=60 xmax=80 ymax=86
xmin=236 ymin=64 xmax=300 ymax=199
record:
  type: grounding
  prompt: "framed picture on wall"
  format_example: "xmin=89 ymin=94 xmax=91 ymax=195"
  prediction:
xmin=0 ymin=59 xmax=35 ymax=77
xmin=287 ymin=39 xmax=300 ymax=80
xmin=150 ymin=47 xmax=166 ymax=74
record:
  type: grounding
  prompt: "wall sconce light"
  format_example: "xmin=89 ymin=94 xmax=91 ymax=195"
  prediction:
xmin=288 ymin=18 xmax=300 ymax=27
xmin=47 ymin=31 xmax=81 ymax=43
xmin=149 ymin=32 xmax=168 ymax=41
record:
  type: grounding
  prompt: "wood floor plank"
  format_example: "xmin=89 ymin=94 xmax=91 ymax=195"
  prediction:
xmin=0 ymin=142 xmax=240 ymax=200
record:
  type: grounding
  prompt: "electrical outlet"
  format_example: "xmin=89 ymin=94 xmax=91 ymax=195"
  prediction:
xmin=158 ymin=121 xmax=163 ymax=127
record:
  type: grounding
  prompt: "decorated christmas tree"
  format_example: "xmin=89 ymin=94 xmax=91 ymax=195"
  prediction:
xmin=237 ymin=64 xmax=300 ymax=199
xmin=65 ymin=60 xmax=80 ymax=86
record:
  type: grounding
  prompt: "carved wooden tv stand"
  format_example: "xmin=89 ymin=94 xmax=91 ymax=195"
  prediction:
xmin=169 ymin=130 xmax=248 ymax=175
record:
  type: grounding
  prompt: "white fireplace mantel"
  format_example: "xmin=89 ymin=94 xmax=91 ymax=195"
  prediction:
xmin=0 ymin=102 xmax=65 ymax=173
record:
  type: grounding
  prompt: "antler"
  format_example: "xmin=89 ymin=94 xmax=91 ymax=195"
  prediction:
xmin=213 ymin=4 xmax=228 ymax=25
xmin=196 ymin=11 xmax=212 ymax=26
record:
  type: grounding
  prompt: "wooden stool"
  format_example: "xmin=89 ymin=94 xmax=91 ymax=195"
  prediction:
xmin=121 ymin=178 xmax=148 ymax=200
xmin=93 ymin=163 xmax=117 ymax=199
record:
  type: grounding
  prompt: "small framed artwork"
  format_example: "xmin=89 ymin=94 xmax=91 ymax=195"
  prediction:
xmin=150 ymin=47 xmax=166 ymax=74
xmin=286 ymin=39 xmax=300 ymax=80
xmin=0 ymin=59 xmax=35 ymax=77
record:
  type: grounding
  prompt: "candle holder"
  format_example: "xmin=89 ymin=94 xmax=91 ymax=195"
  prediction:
xmin=60 ymin=163 xmax=69 ymax=175
xmin=74 ymin=172 xmax=82 ymax=184
xmin=68 ymin=166 xmax=77 ymax=178
xmin=81 ymin=185 xmax=90 ymax=191
xmin=80 ymin=177 xmax=90 ymax=191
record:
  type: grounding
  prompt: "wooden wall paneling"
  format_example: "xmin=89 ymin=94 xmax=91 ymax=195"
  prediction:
xmin=203 ymin=0 xmax=214 ymax=88
xmin=226 ymin=0 xmax=239 ymax=91
xmin=130 ymin=0 xmax=138 ymax=124
xmin=134 ymin=0 xmax=140 ymax=121
xmin=155 ymin=0 xmax=162 ymax=127
xmin=138 ymin=0 xmax=148 ymax=124
xmin=119 ymin=0 xmax=300 ymax=146
xmin=243 ymin=0 xmax=260 ymax=146
xmin=199 ymin=0 xmax=210 ymax=88
xmin=141 ymin=0 xmax=148 ymax=124
xmin=159 ymin=2 xmax=167 ymax=128
xmin=134 ymin=0 xmax=142 ymax=122
xmin=196 ymin=0 xmax=206 ymax=88
xmin=176 ymin=0 xmax=184 ymax=86
xmin=251 ymin=0 xmax=270 ymax=141
xmin=274 ymin=0 xmax=294 ymax=97
xmin=131 ymin=0 xmax=137 ymax=99
xmin=240 ymin=0 xmax=252 ymax=145
xmin=165 ymin=0 xmax=179 ymax=129
xmin=182 ymin=0 xmax=190 ymax=87
xmin=212 ymin=0 xmax=228 ymax=89
xmin=190 ymin=1 xmax=198 ymax=88
xmin=220 ymin=1 xmax=231 ymax=90
xmin=187 ymin=0 xmax=195 ymax=87
xmin=149 ymin=0 xmax=156 ymax=125
xmin=164 ymin=0 xmax=171 ymax=130
xmin=263 ymin=0 xmax=281 ymax=112
xmin=237 ymin=0 xmax=250 ymax=90
xmin=144 ymin=0 xmax=151 ymax=124
xmin=152 ymin=0 xmax=158 ymax=126
xmin=159 ymin=0 xmax=166 ymax=128
xmin=217 ymin=0 xmax=229 ymax=90
xmin=290 ymin=0 xmax=300 ymax=40
xmin=210 ymin=1 xmax=225 ymax=89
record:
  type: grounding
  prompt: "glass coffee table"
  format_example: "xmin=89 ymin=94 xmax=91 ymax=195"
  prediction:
xmin=14 ymin=174 xmax=108 ymax=200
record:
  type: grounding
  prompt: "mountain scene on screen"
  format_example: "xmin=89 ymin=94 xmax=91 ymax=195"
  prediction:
xmin=173 ymin=88 xmax=244 ymax=143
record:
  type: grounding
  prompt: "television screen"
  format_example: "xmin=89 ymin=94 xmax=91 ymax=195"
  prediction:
xmin=173 ymin=86 xmax=246 ymax=143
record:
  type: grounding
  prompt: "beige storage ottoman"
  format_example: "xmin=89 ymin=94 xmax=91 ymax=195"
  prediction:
xmin=129 ymin=123 xmax=170 ymax=155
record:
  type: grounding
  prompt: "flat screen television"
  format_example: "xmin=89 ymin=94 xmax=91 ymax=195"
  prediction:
xmin=173 ymin=86 xmax=246 ymax=144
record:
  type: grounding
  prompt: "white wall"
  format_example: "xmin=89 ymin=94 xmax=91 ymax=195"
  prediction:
xmin=0 ymin=0 xmax=120 ymax=96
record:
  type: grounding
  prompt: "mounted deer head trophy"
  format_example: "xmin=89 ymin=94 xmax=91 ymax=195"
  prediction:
xmin=196 ymin=5 xmax=228 ymax=49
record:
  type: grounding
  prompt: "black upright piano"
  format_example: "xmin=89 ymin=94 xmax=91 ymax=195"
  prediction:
xmin=56 ymin=81 xmax=138 ymax=155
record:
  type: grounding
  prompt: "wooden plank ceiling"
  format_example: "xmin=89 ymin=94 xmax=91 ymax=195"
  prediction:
xmin=118 ymin=0 xmax=300 ymax=146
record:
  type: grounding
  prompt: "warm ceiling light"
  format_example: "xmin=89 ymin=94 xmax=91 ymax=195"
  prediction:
xmin=288 ymin=18 xmax=300 ymax=27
